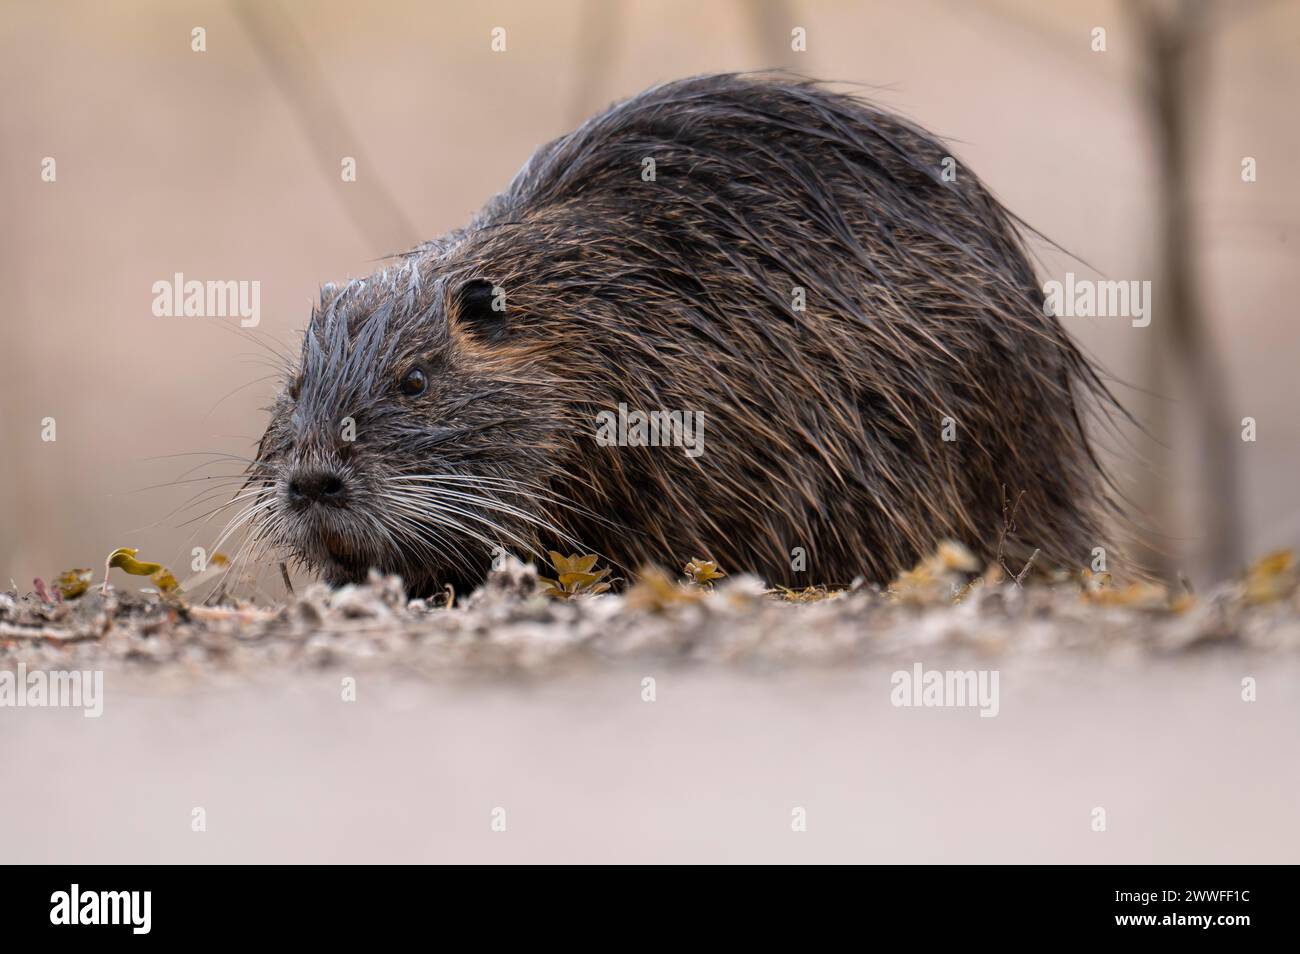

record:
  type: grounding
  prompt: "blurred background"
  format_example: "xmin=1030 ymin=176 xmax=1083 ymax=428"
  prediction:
xmin=2 ymin=0 xmax=1296 ymax=590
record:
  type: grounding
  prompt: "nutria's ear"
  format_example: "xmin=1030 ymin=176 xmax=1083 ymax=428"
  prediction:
xmin=454 ymin=278 xmax=508 ymax=343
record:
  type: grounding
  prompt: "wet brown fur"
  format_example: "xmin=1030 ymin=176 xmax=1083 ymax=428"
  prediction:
xmin=250 ymin=73 xmax=1122 ymax=596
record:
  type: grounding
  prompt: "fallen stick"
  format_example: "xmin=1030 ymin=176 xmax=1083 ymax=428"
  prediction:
xmin=186 ymin=605 xmax=279 ymax=625
xmin=0 ymin=622 xmax=77 ymax=641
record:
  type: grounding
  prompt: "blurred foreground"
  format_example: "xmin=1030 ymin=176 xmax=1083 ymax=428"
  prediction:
xmin=2 ymin=554 xmax=1298 ymax=863
xmin=2 ymin=659 xmax=1297 ymax=863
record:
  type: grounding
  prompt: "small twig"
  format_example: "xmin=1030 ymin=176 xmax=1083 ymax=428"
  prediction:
xmin=1014 ymin=548 xmax=1041 ymax=587
xmin=279 ymin=562 xmax=295 ymax=597
xmin=186 ymin=605 xmax=279 ymax=624
xmin=996 ymin=485 xmax=1027 ymax=578
xmin=32 ymin=578 xmax=61 ymax=605
xmin=0 ymin=622 xmax=76 ymax=641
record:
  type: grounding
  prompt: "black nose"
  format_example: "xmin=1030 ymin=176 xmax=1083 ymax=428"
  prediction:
xmin=288 ymin=470 xmax=347 ymax=505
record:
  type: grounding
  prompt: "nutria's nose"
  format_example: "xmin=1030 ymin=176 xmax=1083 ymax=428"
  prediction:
xmin=288 ymin=470 xmax=347 ymax=505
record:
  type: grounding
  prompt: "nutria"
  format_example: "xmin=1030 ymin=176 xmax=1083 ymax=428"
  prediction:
xmin=245 ymin=73 xmax=1121 ymax=597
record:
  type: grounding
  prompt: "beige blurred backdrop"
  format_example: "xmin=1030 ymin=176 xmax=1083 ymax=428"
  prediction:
xmin=2 ymin=0 xmax=1296 ymax=590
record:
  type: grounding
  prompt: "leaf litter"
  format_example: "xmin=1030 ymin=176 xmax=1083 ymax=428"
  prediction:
xmin=2 ymin=546 xmax=1298 ymax=679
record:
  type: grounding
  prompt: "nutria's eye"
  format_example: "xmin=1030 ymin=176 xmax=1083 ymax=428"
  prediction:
xmin=399 ymin=366 xmax=428 ymax=397
xmin=454 ymin=278 xmax=508 ymax=343
xmin=288 ymin=376 xmax=302 ymax=400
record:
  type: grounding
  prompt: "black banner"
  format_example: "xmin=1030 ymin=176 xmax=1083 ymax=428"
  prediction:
xmin=3 ymin=868 xmax=1280 ymax=940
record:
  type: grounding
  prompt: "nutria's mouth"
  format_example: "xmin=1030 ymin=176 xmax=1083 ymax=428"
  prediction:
xmin=321 ymin=550 xmax=372 ymax=586
xmin=309 ymin=526 xmax=375 ymax=584
xmin=321 ymin=531 xmax=355 ymax=562
xmin=325 ymin=547 xmax=361 ymax=569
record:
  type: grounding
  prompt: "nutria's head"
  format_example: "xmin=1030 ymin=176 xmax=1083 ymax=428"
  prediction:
xmin=250 ymin=261 xmax=573 ymax=597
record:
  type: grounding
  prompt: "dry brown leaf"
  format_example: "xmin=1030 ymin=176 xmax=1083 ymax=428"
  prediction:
xmin=104 ymin=547 xmax=182 ymax=596
xmin=539 ymin=552 xmax=611 ymax=599
xmin=774 ymin=585 xmax=835 ymax=603
xmin=54 ymin=568 xmax=94 ymax=600
xmin=1085 ymin=581 xmax=1171 ymax=610
xmin=936 ymin=540 xmax=979 ymax=573
xmin=1244 ymin=549 xmax=1298 ymax=605
xmin=625 ymin=565 xmax=704 ymax=611
xmin=684 ymin=558 xmax=726 ymax=585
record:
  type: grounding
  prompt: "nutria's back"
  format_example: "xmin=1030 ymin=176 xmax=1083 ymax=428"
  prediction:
xmin=255 ymin=73 xmax=1119 ymax=595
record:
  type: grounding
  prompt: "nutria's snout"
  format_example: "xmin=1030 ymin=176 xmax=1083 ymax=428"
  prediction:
xmin=286 ymin=468 xmax=348 ymax=507
xmin=276 ymin=458 xmax=377 ymax=587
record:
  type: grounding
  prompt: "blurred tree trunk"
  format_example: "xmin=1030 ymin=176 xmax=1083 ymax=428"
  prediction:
xmin=567 ymin=0 xmax=622 ymax=126
xmin=1131 ymin=0 xmax=1242 ymax=583
xmin=231 ymin=0 xmax=419 ymax=252
xmin=749 ymin=0 xmax=799 ymax=71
